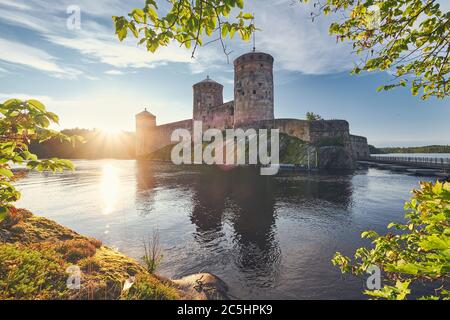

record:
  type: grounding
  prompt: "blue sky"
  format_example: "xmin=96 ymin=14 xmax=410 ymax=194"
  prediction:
xmin=0 ymin=0 xmax=449 ymax=147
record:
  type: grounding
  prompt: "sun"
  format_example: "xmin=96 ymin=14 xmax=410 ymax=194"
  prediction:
xmin=101 ymin=127 xmax=122 ymax=136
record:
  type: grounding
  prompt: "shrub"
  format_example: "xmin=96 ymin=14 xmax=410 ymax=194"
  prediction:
xmin=332 ymin=181 xmax=450 ymax=300
xmin=56 ymin=239 xmax=98 ymax=263
xmin=0 ymin=208 xmax=32 ymax=229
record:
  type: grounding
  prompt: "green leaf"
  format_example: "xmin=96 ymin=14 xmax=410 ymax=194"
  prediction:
xmin=0 ymin=167 xmax=14 ymax=178
xmin=28 ymin=99 xmax=46 ymax=112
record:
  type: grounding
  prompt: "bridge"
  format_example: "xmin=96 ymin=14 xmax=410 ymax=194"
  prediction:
xmin=358 ymin=155 xmax=450 ymax=179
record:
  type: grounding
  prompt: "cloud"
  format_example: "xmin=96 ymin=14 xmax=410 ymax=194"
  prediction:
xmin=46 ymin=32 xmax=192 ymax=69
xmin=0 ymin=0 xmax=32 ymax=11
xmin=244 ymin=0 xmax=356 ymax=75
xmin=0 ymin=92 xmax=54 ymax=103
xmin=105 ymin=69 xmax=124 ymax=75
xmin=0 ymin=38 xmax=83 ymax=79
xmin=0 ymin=0 xmax=203 ymax=72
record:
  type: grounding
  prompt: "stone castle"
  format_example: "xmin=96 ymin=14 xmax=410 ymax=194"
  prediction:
xmin=136 ymin=50 xmax=370 ymax=166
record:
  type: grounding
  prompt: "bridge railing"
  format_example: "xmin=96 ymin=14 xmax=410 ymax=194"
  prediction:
xmin=370 ymin=155 xmax=450 ymax=168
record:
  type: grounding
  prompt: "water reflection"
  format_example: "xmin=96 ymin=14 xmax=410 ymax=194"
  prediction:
xmin=134 ymin=163 xmax=356 ymax=288
xmin=100 ymin=164 xmax=119 ymax=214
xmin=16 ymin=160 xmax=433 ymax=299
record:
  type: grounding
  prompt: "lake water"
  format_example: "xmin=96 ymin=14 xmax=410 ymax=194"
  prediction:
xmin=14 ymin=160 xmax=437 ymax=299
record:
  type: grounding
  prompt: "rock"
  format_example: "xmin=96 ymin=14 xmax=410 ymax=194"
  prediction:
xmin=172 ymin=273 xmax=230 ymax=300
xmin=318 ymin=146 xmax=355 ymax=170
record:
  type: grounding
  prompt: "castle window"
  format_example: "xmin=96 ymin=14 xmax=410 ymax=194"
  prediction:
xmin=253 ymin=90 xmax=256 ymax=94
xmin=259 ymin=83 xmax=262 ymax=87
xmin=260 ymin=64 xmax=263 ymax=67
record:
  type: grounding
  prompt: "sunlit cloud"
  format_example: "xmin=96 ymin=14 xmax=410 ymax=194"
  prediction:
xmin=105 ymin=70 xmax=125 ymax=76
xmin=0 ymin=38 xmax=83 ymax=79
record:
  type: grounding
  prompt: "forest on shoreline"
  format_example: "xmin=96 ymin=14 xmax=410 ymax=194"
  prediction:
xmin=370 ymin=145 xmax=450 ymax=154
xmin=30 ymin=128 xmax=136 ymax=159
xmin=30 ymin=130 xmax=450 ymax=160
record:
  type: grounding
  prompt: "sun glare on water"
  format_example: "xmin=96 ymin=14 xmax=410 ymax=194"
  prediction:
xmin=100 ymin=164 xmax=120 ymax=215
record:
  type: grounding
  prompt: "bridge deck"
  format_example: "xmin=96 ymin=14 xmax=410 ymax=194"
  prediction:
xmin=368 ymin=156 xmax=450 ymax=170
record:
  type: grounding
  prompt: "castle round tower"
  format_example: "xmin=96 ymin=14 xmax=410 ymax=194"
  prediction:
xmin=193 ymin=76 xmax=224 ymax=122
xmin=233 ymin=52 xmax=274 ymax=126
xmin=135 ymin=108 xmax=156 ymax=157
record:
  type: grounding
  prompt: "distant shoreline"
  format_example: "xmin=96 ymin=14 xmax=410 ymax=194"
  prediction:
xmin=370 ymin=145 xmax=450 ymax=155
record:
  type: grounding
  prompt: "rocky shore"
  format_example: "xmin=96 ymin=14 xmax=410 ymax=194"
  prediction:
xmin=0 ymin=208 xmax=228 ymax=300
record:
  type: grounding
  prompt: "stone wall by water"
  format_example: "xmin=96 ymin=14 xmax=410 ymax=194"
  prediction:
xmin=136 ymin=118 xmax=359 ymax=158
xmin=136 ymin=119 xmax=193 ymax=157
xmin=350 ymin=135 xmax=370 ymax=160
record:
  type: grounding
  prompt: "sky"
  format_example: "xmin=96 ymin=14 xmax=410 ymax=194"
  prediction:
xmin=0 ymin=0 xmax=449 ymax=147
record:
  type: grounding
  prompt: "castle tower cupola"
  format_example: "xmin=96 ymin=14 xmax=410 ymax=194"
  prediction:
xmin=233 ymin=51 xmax=274 ymax=126
xmin=136 ymin=108 xmax=156 ymax=130
xmin=193 ymin=75 xmax=224 ymax=122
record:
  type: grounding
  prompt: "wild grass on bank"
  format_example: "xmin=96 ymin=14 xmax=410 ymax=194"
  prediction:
xmin=142 ymin=231 xmax=163 ymax=274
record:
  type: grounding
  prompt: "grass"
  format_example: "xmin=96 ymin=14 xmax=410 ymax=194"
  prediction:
xmin=0 ymin=209 xmax=181 ymax=300
xmin=0 ymin=243 xmax=69 ymax=300
xmin=142 ymin=231 xmax=163 ymax=273
xmin=121 ymin=273 xmax=179 ymax=300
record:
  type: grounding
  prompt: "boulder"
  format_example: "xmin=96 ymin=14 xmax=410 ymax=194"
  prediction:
xmin=172 ymin=273 xmax=230 ymax=300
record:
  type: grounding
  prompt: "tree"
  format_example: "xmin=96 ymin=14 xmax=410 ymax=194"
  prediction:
xmin=113 ymin=0 xmax=256 ymax=61
xmin=299 ymin=0 xmax=449 ymax=100
xmin=117 ymin=0 xmax=449 ymax=99
xmin=332 ymin=181 xmax=450 ymax=300
xmin=306 ymin=112 xmax=323 ymax=120
xmin=0 ymin=99 xmax=79 ymax=222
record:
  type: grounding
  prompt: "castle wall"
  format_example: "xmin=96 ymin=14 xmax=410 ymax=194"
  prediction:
xmin=308 ymin=120 xmax=351 ymax=148
xmin=136 ymin=116 xmax=368 ymax=162
xmin=239 ymin=119 xmax=351 ymax=147
xmin=136 ymin=119 xmax=193 ymax=157
xmin=350 ymin=135 xmax=370 ymax=160
xmin=205 ymin=101 xmax=234 ymax=130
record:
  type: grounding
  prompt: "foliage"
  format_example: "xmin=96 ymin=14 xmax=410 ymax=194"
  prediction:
xmin=142 ymin=232 xmax=163 ymax=273
xmin=332 ymin=181 xmax=450 ymax=300
xmin=30 ymin=128 xmax=136 ymax=160
xmin=300 ymin=0 xmax=449 ymax=99
xmin=0 ymin=99 xmax=79 ymax=221
xmin=113 ymin=0 xmax=256 ymax=60
xmin=0 ymin=211 xmax=181 ymax=300
xmin=380 ymin=145 xmax=450 ymax=154
xmin=0 ymin=243 xmax=69 ymax=300
xmin=306 ymin=112 xmax=323 ymax=121
xmin=368 ymin=144 xmax=385 ymax=154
